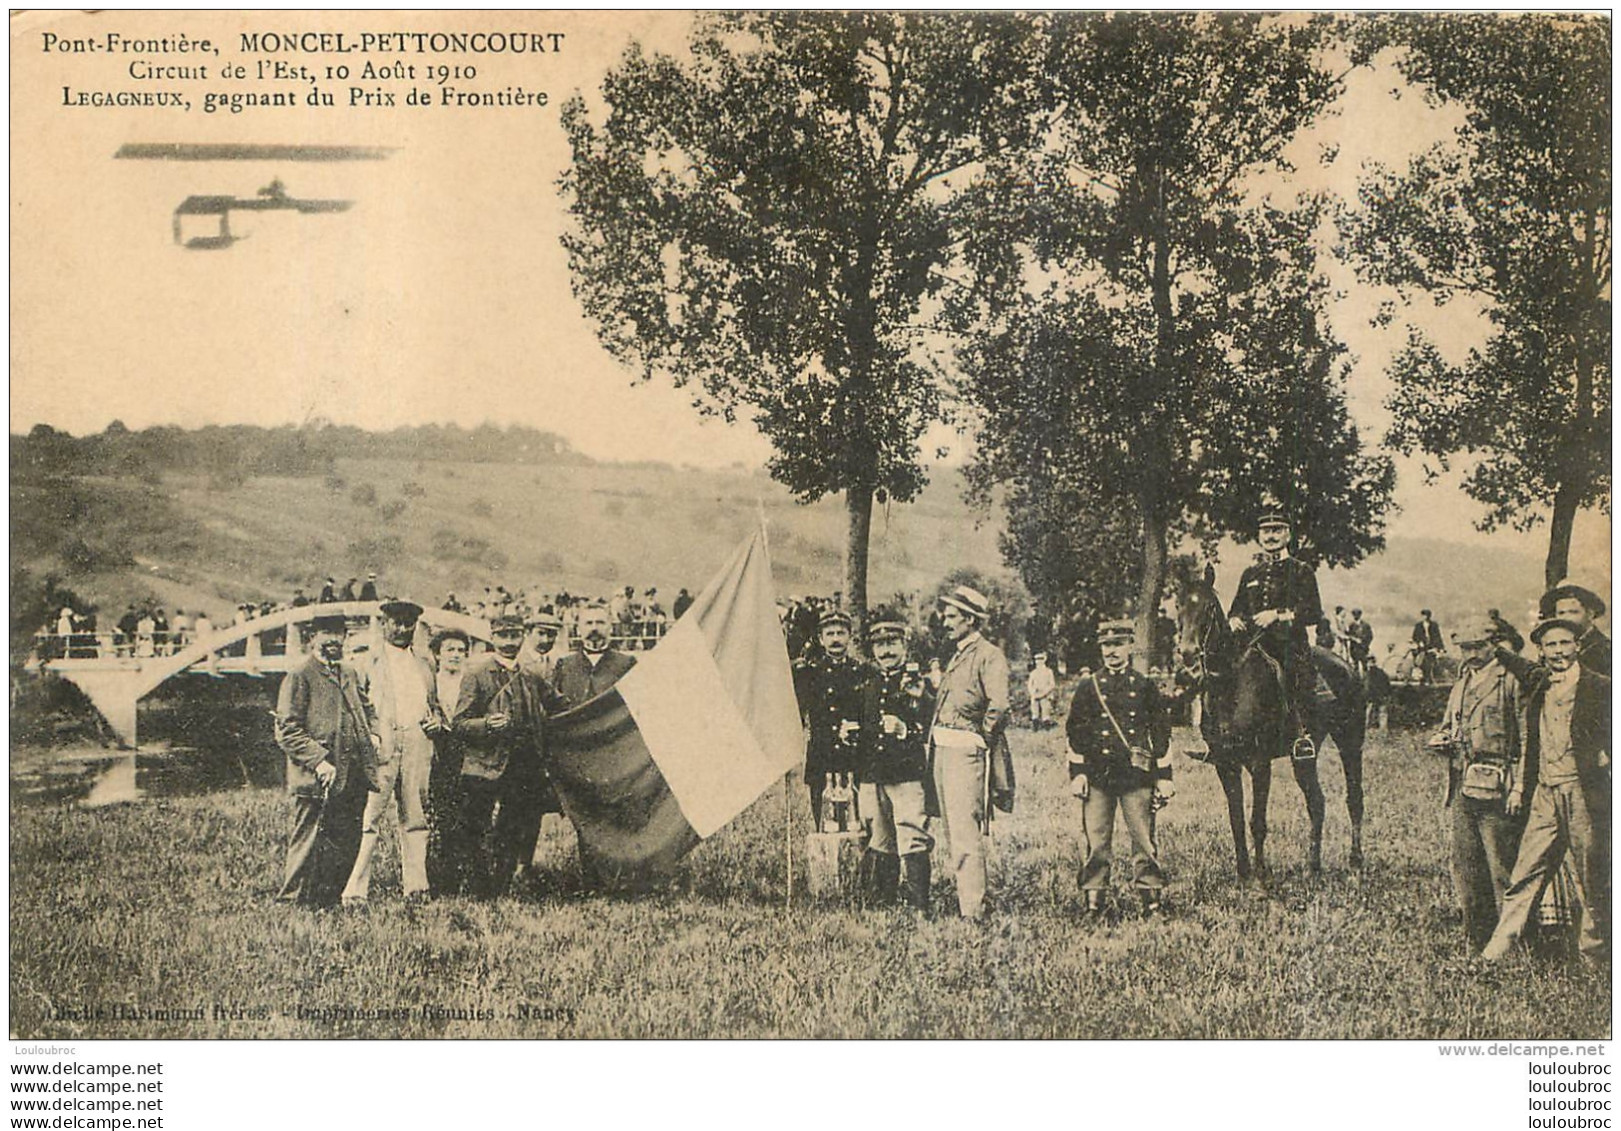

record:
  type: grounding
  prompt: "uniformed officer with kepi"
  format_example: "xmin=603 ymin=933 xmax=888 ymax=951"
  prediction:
xmin=856 ymin=610 xmax=936 ymax=912
xmin=794 ymin=609 xmax=868 ymax=832
xmin=1065 ymin=618 xmax=1174 ymax=915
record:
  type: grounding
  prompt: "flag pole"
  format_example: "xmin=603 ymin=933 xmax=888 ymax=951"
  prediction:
xmin=758 ymin=497 xmax=793 ymax=914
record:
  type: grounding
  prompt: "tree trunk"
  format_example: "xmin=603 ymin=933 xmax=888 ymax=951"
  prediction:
xmin=1545 ymin=476 xmax=1579 ymax=590
xmin=1134 ymin=500 xmax=1168 ymax=675
xmin=844 ymin=485 xmax=874 ymax=652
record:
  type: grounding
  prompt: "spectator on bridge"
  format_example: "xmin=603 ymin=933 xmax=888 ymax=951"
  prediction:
xmin=442 ymin=592 xmax=465 ymax=614
xmin=673 ymin=588 xmax=694 ymax=620
xmin=152 ymin=608 xmax=170 ymax=655
xmin=340 ymin=578 xmax=359 ymax=602
xmin=193 ymin=611 xmax=214 ymax=642
xmin=318 ymin=577 xmax=337 ymax=604
xmin=359 ymin=572 xmax=379 ymax=602
xmin=291 ymin=587 xmax=310 ymax=608
xmin=117 ymin=605 xmax=140 ymax=657
xmin=135 ymin=609 xmax=156 ymax=658
xmin=171 ymin=609 xmax=192 ymax=650
xmin=1412 ymin=610 xmax=1445 ymax=684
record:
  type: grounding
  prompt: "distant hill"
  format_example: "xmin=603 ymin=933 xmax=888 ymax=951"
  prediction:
xmin=11 ymin=444 xmax=1607 ymax=653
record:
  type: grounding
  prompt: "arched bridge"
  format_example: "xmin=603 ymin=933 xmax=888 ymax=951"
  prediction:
xmin=30 ymin=601 xmax=496 ymax=748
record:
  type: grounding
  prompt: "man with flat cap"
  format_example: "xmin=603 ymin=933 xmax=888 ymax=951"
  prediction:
xmin=1481 ymin=616 xmax=1611 ymax=965
xmin=273 ymin=614 xmax=378 ymax=908
xmin=795 ymin=608 xmax=869 ymax=832
xmin=1540 ymin=580 xmax=1610 ymax=677
xmin=1412 ymin=609 xmax=1446 ymax=685
xmin=857 ymin=610 xmax=936 ymax=911
xmin=453 ymin=612 xmax=556 ymax=899
xmin=930 ymin=584 xmax=1015 ymax=920
xmin=1228 ymin=505 xmax=1323 ymax=760
xmin=520 ymin=607 xmax=566 ymax=682
xmin=1429 ymin=614 xmax=1526 ymax=953
xmin=1065 ymin=618 xmax=1174 ymax=915
xmin=342 ymin=599 xmax=442 ymax=906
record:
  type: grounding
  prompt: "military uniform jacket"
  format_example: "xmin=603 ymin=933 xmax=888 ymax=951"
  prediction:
xmin=1229 ymin=552 xmax=1322 ymax=656
xmin=858 ymin=666 xmax=935 ymax=786
xmin=275 ymin=656 xmax=379 ymax=798
xmin=794 ymin=655 xmax=869 ymax=779
xmin=452 ymin=654 xmax=553 ymax=782
xmin=1065 ymin=667 xmax=1172 ymax=791
xmin=552 ymin=648 xmax=637 ymax=710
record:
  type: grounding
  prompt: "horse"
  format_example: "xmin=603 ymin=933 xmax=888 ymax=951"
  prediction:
xmin=1174 ymin=567 xmax=1366 ymax=878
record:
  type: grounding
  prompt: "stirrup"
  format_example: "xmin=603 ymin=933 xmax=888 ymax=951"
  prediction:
xmin=1291 ymin=735 xmax=1317 ymax=763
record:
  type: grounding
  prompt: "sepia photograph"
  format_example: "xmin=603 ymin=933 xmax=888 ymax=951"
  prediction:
xmin=7 ymin=5 xmax=1611 ymax=1075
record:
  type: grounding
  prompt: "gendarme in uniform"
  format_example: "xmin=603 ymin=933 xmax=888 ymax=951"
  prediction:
xmin=793 ymin=609 xmax=868 ymax=831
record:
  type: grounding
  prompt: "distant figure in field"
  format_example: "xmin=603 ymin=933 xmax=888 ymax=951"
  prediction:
xmin=1412 ymin=609 xmax=1445 ymax=684
xmin=1027 ymin=652 xmax=1056 ymax=730
xmin=273 ymin=615 xmax=378 ymax=909
xmin=1345 ymin=609 xmax=1374 ymax=674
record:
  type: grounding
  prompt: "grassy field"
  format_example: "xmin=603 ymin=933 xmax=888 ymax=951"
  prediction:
xmin=10 ymin=719 xmax=1610 ymax=1040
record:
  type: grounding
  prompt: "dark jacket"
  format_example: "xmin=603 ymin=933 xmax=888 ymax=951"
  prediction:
xmin=794 ymin=654 xmax=869 ymax=780
xmin=1065 ymin=666 xmax=1172 ymax=791
xmin=1229 ymin=553 xmax=1322 ymax=658
xmin=1412 ymin=619 xmax=1444 ymax=651
xmin=552 ymin=649 xmax=637 ymax=710
xmin=275 ymin=656 xmax=379 ymax=798
xmin=1521 ymin=666 xmax=1611 ymax=828
xmin=858 ymin=664 xmax=934 ymax=787
xmin=452 ymin=654 xmax=551 ymax=781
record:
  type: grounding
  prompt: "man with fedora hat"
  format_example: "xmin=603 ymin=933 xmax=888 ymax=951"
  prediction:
xmin=341 ymin=599 xmax=442 ymax=906
xmin=1481 ymin=616 xmax=1611 ymax=965
xmin=1540 ymin=580 xmax=1610 ymax=677
xmin=1429 ymin=614 xmax=1527 ymax=953
xmin=794 ymin=608 xmax=869 ymax=832
xmin=930 ymin=584 xmax=1015 ymax=920
xmin=1228 ymin=505 xmax=1323 ymax=760
xmin=453 ymin=612 xmax=558 ymax=899
xmin=1065 ymin=618 xmax=1174 ymax=915
xmin=856 ymin=610 xmax=936 ymax=911
xmin=273 ymin=613 xmax=379 ymax=908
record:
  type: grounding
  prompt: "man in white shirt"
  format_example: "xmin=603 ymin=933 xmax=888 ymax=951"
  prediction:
xmin=342 ymin=599 xmax=441 ymax=906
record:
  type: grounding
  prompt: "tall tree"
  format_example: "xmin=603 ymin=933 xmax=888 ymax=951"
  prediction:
xmin=956 ymin=12 xmax=1395 ymax=662
xmin=1340 ymin=14 xmax=1610 ymax=587
xmin=559 ymin=12 xmax=1041 ymax=638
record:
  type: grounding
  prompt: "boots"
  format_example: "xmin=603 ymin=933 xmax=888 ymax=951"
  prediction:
xmin=1138 ymin=889 xmax=1163 ymax=916
xmin=862 ymin=851 xmax=900 ymax=907
xmin=900 ymin=853 xmax=931 ymax=914
xmin=1083 ymin=890 xmax=1104 ymax=916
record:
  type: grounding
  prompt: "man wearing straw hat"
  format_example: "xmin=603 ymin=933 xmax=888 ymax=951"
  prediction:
xmin=930 ymin=585 xmax=1015 ymax=920
xmin=1065 ymin=618 xmax=1173 ymax=916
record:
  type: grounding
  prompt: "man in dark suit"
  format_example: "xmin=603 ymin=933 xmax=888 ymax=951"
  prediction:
xmin=273 ymin=614 xmax=379 ymax=908
xmin=550 ymin=603 xmax=637 ymax=885
xmin=1412 ymin=609 xmax=1446 ymax=684
xmin=1482 ymin=618 xmax=1611 ymax=965
xmin=1541 ymin=580 xmax=1611 ymax=677
xmin=1227 ymin=507 xmax=1323 ymax=759
xmin=452 ymin=614 xmax=555 ymax=899
xmin=1066 ymin=618 xmax=1174 ymax=915
xmin=551 ymin=603 xmax=636 ymax=709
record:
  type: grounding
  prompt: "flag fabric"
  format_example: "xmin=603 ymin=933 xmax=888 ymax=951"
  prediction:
xmin=546 ymin=527 xmax=802 ymax=884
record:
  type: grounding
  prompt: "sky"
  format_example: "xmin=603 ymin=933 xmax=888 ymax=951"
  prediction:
xmin=8 ymin=10 xmax=1610 ymax=564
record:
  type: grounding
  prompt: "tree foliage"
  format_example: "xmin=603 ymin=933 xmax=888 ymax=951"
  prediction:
xmin=559 ymin=12 xmax=1043 ymax=634
xmin=1339 ymin=13 xmax=1610 ymax=585
xmin=956 ymin=13 xmax=1395 ymax=658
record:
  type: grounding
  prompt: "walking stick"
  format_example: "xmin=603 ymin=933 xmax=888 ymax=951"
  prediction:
xmin=784 ymin=770 xmax=793 ymax=913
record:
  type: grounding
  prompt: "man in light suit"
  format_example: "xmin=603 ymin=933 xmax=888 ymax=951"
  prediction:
xmin=341 ymin=599 xmax=442 ymax=906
